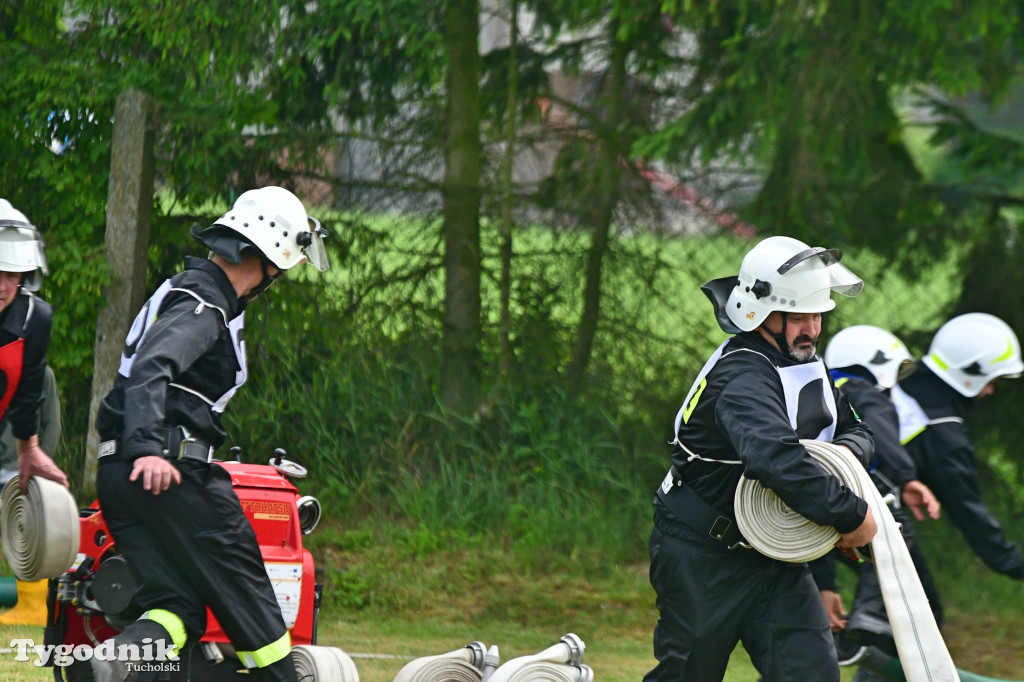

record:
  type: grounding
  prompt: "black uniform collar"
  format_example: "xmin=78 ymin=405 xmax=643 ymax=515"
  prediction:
xmin=900 ymin=364 xmax=973 ymax=416
xmin=183 ymin=256 xmax=246 ymax=315
xmin=0 ymin=291 xmax=30 ymax=338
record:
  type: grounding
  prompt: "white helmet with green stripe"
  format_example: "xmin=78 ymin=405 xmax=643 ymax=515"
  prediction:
xmin=923 ymin=313 xmax=1023 ymax=397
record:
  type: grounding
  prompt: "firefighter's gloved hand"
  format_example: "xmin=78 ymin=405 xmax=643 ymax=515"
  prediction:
xmin=130 ymin=456 xmax=182 ymax=495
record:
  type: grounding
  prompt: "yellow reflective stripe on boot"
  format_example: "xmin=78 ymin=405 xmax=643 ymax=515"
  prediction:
xmin=139 ymin=609 xmax=187 ymax=652
xmin=238 ymin=631 xmax=291 ymax=669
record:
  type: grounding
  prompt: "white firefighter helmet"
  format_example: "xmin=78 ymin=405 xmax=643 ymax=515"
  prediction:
xmin=702 ymin=235 xmax=863 ymax=334
xmin=0 ymin=199 xmax=49 ymax=292
xmin=824 ymin=325 xmax=915 ymax=389
xmin=196 ymin=186 xmax=329 ymax=272
xmin=923 ymin=313 xmax=1024 ymax=397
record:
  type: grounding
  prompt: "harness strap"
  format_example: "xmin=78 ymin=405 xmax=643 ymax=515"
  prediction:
xmin=96 ymin=428 xmax=213 ymax=464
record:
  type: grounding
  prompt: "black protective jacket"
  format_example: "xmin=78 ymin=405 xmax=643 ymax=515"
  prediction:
xmin=0 ymin=290 xmax=52 ymax=440
xmin=666 ymin=332 xmax=873 ymax=534
xmin=96 ymin=257 xmax=245 ymax=458
xmin=900 ymin=366 xmax=1024 ymax=580
xmin=810 ymin=369 xmax=918 ymax=592
xmin=834 ymin=369 xmax=917 ymax=490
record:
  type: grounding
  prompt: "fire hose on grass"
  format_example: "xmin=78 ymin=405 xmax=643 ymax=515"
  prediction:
xmin=734 ymin=440 xmax=1024 ymax=682
xmin=487 ymin=634 xmax=592 ymax=682
xmin=393 ymin=641 xmax=492 ymax=682
xmin=291 ymin=644 xmax=360 ymax=682
xmin=394 ymin=635 xmax=592 ymax=682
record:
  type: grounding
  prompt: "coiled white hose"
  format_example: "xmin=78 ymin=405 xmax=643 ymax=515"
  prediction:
xmin=0 ymin=476 xmax=79 ymax=580
xmin=392 ymin=642 xmax=488 ymax=682
xmin=487 ymin=634 xmax=592 ymax=682
xmin=292 ymin=644 xmax=360 ymax=682
xmin=735 ymin=440 xmax=959 ymax=682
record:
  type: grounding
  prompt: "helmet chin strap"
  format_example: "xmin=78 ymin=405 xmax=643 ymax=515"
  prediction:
xmin=241 ymin=259 xmax=281 ymax=303
xmin=767 ymin=312 xmax=806 ymax=362
xmin=770 ymin=313 xmax=792 ymax=357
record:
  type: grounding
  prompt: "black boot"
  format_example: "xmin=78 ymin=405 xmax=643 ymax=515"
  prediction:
xmin=89 ymin=620 xmax=181 ymax=682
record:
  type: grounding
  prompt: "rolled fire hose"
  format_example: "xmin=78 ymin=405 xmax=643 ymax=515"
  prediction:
xmin=734 ymin=440 xmax=959 ymax=682
xmin=392 ymin=641 xmax=489 ymax=682
xmin=291 ymin=644 xmax=360 ymax=682
xmin=487 ymin=634 xmax=593 ymax=682
xmin=0 ymin=476 xmax=79 ymax=581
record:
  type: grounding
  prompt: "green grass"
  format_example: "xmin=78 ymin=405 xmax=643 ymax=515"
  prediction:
xmin=4 ymin=515 xmax=1022 ymax=681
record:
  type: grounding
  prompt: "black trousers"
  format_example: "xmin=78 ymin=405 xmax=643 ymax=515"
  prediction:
xmin=97 ymin=458 xmax=297 ymax=682
xmin=643 ymin=518 xmax=839 ymax=682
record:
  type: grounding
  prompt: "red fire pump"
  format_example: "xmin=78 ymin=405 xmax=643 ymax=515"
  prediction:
xmin=44 ymin=448 xmax=333 ymax=682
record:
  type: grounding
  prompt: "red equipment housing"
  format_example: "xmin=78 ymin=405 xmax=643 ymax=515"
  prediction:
xmin=45 ymin=459 xmax=322 ymax=682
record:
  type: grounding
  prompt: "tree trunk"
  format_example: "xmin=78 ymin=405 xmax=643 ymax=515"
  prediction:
xmin=498 ymin=0 xmax=518 ymax=381
xmin=565 ymin=26 xmax=626 ymax=393
xmin=440 ymin=0 xmax=483 ymax=415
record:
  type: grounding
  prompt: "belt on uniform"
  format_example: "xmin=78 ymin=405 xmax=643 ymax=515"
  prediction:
xmin=654 ymin=465 xmax=749 ymax=550
xmin=97 ymin=434 xmax=214 ymax=464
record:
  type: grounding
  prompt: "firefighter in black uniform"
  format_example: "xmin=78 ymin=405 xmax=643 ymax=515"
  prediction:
xmin=643 ymin=235 xmax=877 ymax=682
xmin=818 ymin=325 xmax=941 ymax=680
xmin=90 ymin=186 xmax=330 ymax=682
xmin=0 ymin=199 xmax=68 ymax=490
xmin=892 ymin=313 xmax=1024 ymax=584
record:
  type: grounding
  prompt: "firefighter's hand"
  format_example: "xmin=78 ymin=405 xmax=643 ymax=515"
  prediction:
xmin=130 ymin=456 xmax=181 ymax=495
xmin=901 ymin=479 xmax=940 ymax=522
xmin=837 ymin=505 xmax=877 ymax=549
xmin=17 ymin=436 xmax=69 ymax=491
xmin=819 ymin=589 xmax=848 ymax=632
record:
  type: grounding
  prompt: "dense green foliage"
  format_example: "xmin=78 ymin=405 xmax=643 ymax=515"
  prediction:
xmin=2 ymin=1 xmax=1024 ymax=572
xmin=215 ymin=214 xmax=983 ymax=566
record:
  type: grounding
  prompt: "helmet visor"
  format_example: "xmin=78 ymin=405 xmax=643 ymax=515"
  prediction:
xmin=302 ymin=217 xmax=330 ymax=272
xmin=825 ymin=261 xmax=864 ymax=298
xmin=775 ymin=246 xmax=863 ymax=298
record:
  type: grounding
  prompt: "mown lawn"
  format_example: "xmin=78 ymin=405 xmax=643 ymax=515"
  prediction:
xmin=2 ymin=514 xmax=1021 ymax=681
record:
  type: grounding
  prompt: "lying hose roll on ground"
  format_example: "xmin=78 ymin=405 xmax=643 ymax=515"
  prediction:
xmin=0 ymin=476 xmax=79 ymax=581
xmin=487 ymin=634 xmax=592 ymax=682
xmin=734 ymin=440 xmax=959 ymax=682
xmin=392 ymin=642 xmax=488 ymax=682
xmin=291 ymin=644 xmax=360 ymax=682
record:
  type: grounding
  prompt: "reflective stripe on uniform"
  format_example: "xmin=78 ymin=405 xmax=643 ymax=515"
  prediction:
xmin=140 ymin=609 xmax=187 ymax=652
xmin=238 ymin=631 xmax=291 ymax=669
